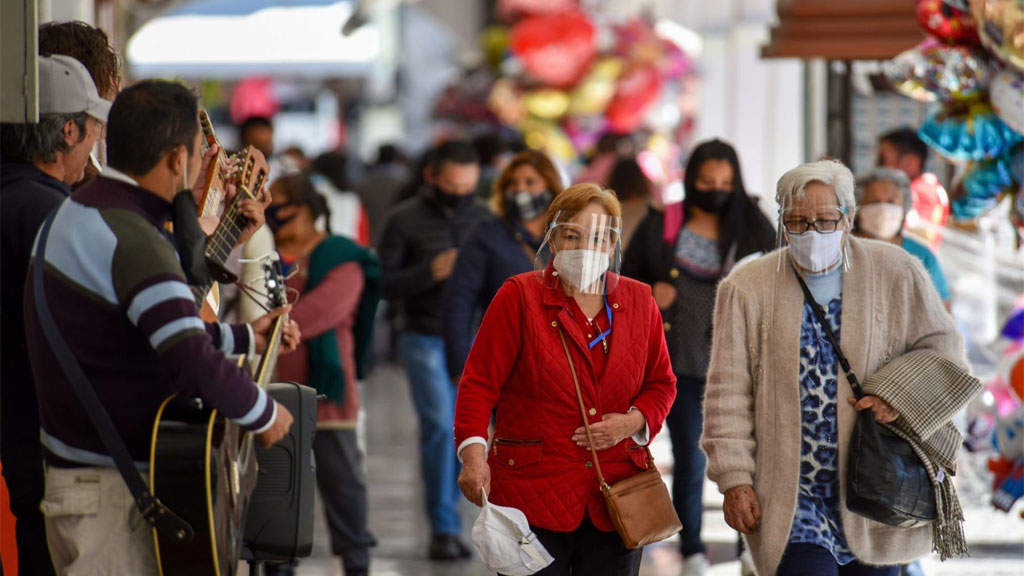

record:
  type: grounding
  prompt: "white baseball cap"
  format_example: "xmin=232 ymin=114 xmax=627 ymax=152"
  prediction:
xmin=38 ymin=54 xmax=111 ymax=122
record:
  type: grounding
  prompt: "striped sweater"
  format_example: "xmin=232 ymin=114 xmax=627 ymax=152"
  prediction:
xmin=23 ymin=175 xmax=277 ymax=468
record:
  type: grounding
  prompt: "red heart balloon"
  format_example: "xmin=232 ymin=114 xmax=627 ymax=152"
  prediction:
xmin=509 ymin=11 xmax=596 ymax=88
xmin=498 ymin=0 xmax=579 ymax=22
xmin=606 ymin=65 xmax=662 ymax=133
xmin=917 ymin=0 xmax=979 ymax=45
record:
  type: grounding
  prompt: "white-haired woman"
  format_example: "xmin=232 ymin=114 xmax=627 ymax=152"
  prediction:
xmin=702 ymin=160 xmax=974 ymax=575
xmin=852 ymin=168 xmax=950 ymax=308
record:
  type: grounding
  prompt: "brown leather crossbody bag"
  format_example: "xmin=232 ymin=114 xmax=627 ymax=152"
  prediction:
xmin=558 ymin=331 xmax=681 ymax=549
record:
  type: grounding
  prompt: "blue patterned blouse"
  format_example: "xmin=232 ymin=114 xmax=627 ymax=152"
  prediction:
xmin=788 ymin=297 xmax=856 ymax=564
xmin=674 ymin=226 xmax=721 ymax=279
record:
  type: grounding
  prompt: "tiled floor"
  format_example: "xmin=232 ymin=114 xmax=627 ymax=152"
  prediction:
xmin=269 ymin=364 xmax=1023 ymax=576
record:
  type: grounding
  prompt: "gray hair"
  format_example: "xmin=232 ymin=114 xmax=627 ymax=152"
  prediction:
xmin=0 ymin=112 xmax=88 ymax=164
xmin=776 ymin=159 xmax=857 ymax=214
xmin=854 ymin=168 xmax=913 ymax=214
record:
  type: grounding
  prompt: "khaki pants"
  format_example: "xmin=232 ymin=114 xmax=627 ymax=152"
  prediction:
xmin=41 ymin=466 xmax=157 ymax=575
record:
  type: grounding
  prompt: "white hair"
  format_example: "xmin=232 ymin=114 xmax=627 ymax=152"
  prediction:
xmin=855 ymin=168 xmax=913 ymax=214
xmin=775 ymin=160 xmax=857 ymax=213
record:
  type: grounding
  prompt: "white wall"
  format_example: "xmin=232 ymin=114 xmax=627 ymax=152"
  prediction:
xmin=655 ymin=0 xmax=807 ymax=221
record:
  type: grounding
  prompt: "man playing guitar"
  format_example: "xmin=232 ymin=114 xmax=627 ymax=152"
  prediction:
xmin=23 ymin=80 xmax=299 ymax=574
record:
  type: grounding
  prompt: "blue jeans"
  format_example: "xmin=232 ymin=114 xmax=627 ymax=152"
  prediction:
xmin=398 ymin=332 xmax=461 ymax=535
xmin=665 ymin=373 xmax=707 ymax=558
xmin=777 ymin=543 xmax=900 ymax=576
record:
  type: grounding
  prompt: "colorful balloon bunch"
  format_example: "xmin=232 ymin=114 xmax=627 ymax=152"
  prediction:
xmin=437 ymin=0 xmax=696 ymax=167
xmin=965 ymin=300 xmax=1024 ymax=515
xmin=887 ymin=0 xmax=1024 ymax=220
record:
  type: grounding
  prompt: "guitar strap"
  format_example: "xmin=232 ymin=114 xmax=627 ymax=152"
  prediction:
xmin=32 ymin=210 xmax=194 ymax=542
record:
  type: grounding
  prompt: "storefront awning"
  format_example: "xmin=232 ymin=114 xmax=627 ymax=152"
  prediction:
xmin=127 ymin=0 xmax=379 ymax=79
xmin=762 ymin=0 xmax=922 ymax=60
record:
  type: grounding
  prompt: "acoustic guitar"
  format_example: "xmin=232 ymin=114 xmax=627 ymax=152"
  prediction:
xmin=194 ymin=110 xmax=269 ymax=321
xmin=150 ymin=254 xmax=289 ymax=576
xmin=190 ymin=149 xmax=269 ymax=317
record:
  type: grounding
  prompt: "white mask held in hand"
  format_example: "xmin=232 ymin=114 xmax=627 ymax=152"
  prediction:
xmin=788 ymin=231 xmax=844 ymax=274
xmin=471 ymin=490 xmax=554 ymax=575
xmin=858 ymin=203 xmax=904 ymax=239
xmin=553 ymin=249 xmax=610 ymax=292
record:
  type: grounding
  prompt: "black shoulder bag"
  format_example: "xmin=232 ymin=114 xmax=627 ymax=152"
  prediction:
xmin=794 ymin=271 xmax=937 ymax=528
xmin=32 ymin=211 xmax=194 ymax=541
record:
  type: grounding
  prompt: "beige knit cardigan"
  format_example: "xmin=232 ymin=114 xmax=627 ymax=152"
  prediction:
xmin=701 ymin=236 xmax=965 ymax=576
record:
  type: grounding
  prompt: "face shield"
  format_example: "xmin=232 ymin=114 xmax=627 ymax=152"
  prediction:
xmin=535 ymin=210 xmax=622 ymax=295
xmin=777 ymin=187 xmax=854 ymax=275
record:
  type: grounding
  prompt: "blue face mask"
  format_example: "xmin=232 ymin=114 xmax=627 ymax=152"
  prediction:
xmin=506 ymin=190 xmax=553 ymax=222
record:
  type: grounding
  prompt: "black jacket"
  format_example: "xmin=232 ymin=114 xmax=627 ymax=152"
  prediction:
xmin=622 ymin=203 xmax=776 ymax=285
xmin=378 ymin=187 xmax=490 ymax=336
xmin=1 ymin=157 xmax=71 ymax=499
xmin=441 ymin=215 xmax=537 ymax=376
xmin=622 ymin=204 xmax=775 ymax=378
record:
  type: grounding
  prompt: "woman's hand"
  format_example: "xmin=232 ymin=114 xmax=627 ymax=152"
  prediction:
xmin=847 ymin=395 xmax=899 ymax=424
xmin=571 ymin=410 xmax=645 ymax=451
xmin=723 ymin=485 xmax=761 ymax=534
xmin=458 ymin=444 xmax=491 ymax=506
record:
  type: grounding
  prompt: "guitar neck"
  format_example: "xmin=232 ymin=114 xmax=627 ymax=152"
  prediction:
xmin=191 ymin=189 xmax=253 ymax=310
xmin=252 ymin=315 xmax=286 ymax=386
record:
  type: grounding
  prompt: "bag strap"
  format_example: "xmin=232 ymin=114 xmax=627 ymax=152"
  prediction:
xmin=558 ymin=329 xmax=657 ymax=490
xmin=32 ymin=211 xmax=195 ymax=542
xmin=793 ymin=269 xmax=866 ymax=399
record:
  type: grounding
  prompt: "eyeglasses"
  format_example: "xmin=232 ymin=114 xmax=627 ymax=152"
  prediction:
xmin=783 ymin=218 xmax=844 ymax=234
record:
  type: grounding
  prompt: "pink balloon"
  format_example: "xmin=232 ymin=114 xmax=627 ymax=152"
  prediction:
xmin=606 ymin=66 xmax=662 ymax=133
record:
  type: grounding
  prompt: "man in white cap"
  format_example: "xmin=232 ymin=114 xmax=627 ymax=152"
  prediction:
xmin=0 ymin=53 xmax=110 ymax=576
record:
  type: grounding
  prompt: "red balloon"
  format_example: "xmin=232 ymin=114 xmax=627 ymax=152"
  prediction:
xmin=498 ymin=0 xmax=578 ymax=22
xmin=509 ymin=11 xmax=596 ymax=89
xmin=605 ymin=65 xmax=662 ymax=133
xmin=917 ymin=0 xmax=979 ymax=44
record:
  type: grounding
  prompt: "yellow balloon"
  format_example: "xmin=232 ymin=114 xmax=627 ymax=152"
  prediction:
xmin=523 ymin=89 xmax=571 ymax=120
xmin=521 ymin=119 xmax=576 ymax=163
xmin=568 ymin=57 xmax=623 ymax=117
xmin=480 ymin=26 xmax=509 ymax=72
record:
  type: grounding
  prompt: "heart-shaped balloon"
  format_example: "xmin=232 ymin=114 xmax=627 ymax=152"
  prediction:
xmin=498 ymin=0 xmax=579 ymax=23
xmin=990 ymin=69 xmax=1024 ymax=135
xmin=605 ymin=65 xmax=662 ymax=133
xmin=509 ymin=11 xmax=596 ymax=88
xmin=919 ymin=102 xmax=1023 ymax=162
xmin=885 ymin=38 xmax=991 ymax=102
xmin=567 ymin=57 xmax=622 ymax=117
xmin=917 ymin=0 xmax=980 ymax=44
xmin=961 ymin=146 xmax=1019 ymax=205
xmin=523 ymin=89 xmax=570 ymax=120
xmin=972 ymin=0 xmax=1024 ymax=72
xmin=520 ymin=118 xmax=577 ymax=164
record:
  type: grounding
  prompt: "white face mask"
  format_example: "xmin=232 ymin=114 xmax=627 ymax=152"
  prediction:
xmin=787 ymin=231 xmax=844 ymax=274
xmin=553 ymin=249 xmax=610 ymax=292
xmin=858 ymin=203 xmax=904 ymax=239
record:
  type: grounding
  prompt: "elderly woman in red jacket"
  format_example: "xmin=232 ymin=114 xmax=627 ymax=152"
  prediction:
xmin=455 ymin=183 xmax=677 ymax=575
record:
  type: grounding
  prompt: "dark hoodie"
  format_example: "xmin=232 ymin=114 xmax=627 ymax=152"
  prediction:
xmin=1 ymin=155 xmax=71 ymax=544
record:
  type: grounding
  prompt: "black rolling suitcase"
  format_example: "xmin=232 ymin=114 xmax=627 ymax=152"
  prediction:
xmin=243 ymin=381 xmax=317 ymax=563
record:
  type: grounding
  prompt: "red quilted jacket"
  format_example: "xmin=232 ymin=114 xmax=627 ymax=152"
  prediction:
xmin=454 ymin=271 xmax=677 ymax=532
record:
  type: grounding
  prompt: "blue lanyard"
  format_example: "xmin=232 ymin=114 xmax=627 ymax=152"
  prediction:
xmin=587 ymin=297 xmax=613 ymax=350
